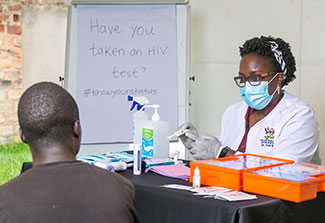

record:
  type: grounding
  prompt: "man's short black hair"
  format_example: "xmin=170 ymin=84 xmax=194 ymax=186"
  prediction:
xmin=239 ymin=35 xmax=296 ymax=87
xmin=18 ymin=82 xmax=79 ymax=147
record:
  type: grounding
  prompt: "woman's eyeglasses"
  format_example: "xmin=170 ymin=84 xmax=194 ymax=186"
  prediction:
xmin=234 ymin=72 xmax=277 ymax=88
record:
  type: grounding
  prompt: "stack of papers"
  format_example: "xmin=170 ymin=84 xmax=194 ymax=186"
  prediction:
xmin=192 ymin=186 xmax=232 ymax=196
xmin=145 ymin=164 xmax=190 ymax=180
xmin=162 ymin=184 xmax=257 ymax=201
xmin=215 ymin=191 xmax=257 ymax=201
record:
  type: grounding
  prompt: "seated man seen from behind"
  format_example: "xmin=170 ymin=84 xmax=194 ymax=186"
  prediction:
xmin=0 ymin=82 xmax=140 ymax=223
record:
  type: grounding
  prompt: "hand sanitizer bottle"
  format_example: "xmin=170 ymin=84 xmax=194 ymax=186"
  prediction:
xmin=133 ymin=107 xmax=148 ymax=145
xmin=142 ymin=105 xmax=170 ymax=158
xmin=128 ymin=95 xmax=149 ymax=144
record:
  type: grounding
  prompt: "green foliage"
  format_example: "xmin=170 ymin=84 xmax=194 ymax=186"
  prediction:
xmin=0 ymin=142 xmax=32 ymax=185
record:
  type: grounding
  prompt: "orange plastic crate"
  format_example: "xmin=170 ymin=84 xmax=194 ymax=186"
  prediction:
xmin=243 ymin=162 xmax=325 ymax=203
xmin=296 ymin=162 xmax=325 ymax=192
xmin=243 ymin=172 xmax=319 ymax=203
xmin=190 ymin=153 xmax=293 ymax=191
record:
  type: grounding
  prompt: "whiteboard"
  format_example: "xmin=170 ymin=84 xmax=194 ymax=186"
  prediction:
xmin=65 ymin=2 xmax=190 ymax=153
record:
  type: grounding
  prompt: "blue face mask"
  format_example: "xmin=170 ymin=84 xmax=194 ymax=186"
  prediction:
xmin=240 ymin=73 xmax=279 ymax=110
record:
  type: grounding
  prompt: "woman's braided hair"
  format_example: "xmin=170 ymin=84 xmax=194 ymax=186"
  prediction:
xmin=239 ymin=36 xmax=296 ymax=87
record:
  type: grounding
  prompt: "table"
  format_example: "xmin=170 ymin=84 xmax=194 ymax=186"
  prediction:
xmin=21 ymin=162 xmax=325 ymax=223
xmin=119 ymin=168 xmax=325 ymax=223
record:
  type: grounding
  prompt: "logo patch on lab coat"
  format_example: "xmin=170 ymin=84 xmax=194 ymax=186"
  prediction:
xmin=260 ymin=127 xmax=275 ymax=147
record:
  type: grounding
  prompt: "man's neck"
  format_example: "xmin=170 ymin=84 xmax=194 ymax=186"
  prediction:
xmin=31 ymin=145 xmax=77 ymax=166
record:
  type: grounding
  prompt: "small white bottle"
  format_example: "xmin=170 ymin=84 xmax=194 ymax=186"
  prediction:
xmin=192 ymin=167 xmax=201 ymax=188
xmin=133 ymin=144 xmax=142 ymax=175
xmin=142 ymin=105 xmax=170 ymax=158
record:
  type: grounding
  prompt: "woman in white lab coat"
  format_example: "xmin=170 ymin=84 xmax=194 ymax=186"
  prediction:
xmin=179 ymin=36 xmax=321 ymax=164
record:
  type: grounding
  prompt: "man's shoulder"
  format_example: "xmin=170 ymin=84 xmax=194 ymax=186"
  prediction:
xmin=0 ymin=162 xmax=135 ymax=213
xmin=0 ymin=163 xmax=138 ymax=223
xmin=0 ymin=175 xmax=20 ymax=193
xmin=0 ymin=173 xmax=27 ymax=207
xmin=0 ymin=167 xmax=31 ymax=191
xmin=73 ymin=162 xmax=135 ymax=191
xmin=1 ymin=161 xmax=133 ymax=193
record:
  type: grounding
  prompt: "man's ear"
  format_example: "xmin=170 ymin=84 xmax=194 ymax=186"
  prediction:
xmin=73 ymin=120 xmax=81 ymax=138
xmin=19 ymin=128 xmax=27 ymax=143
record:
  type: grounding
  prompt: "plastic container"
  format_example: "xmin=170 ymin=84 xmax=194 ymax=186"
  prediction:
xmin=243 ymin=162 xmax=325 ymax=203
xmin=295 ymin=162 xmax=325 ymax=192
xmin=142 ymin=105 xmax=170 ymax=158
xmin=192 ymin=166 xmax=201 ymax=188
xmin=128 ymin=95 xmax=149 ymax=144
xmin=133 ymin=110 xmax=148 ymax=144
xmin=189 ymin=153 xmax=293 ymax=191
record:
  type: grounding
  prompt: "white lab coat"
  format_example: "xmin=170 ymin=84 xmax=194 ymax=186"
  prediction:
xmin=219 ymin=91 xmax=321 ymax=164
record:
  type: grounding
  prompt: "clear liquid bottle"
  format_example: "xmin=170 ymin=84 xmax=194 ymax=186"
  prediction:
xmin=142 ymin=105 xmax=170 ymax=158
xmin=128 ymin=95 xmax=149 ymax=144
xmin=133 ymin=109 xmax=148 ymax=144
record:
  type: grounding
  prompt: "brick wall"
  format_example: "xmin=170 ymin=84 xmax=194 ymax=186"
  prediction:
xmin=0 ymin=0 xmax=68 ymax=144
xmin=0 ymin=0 xmax=22 ymax=144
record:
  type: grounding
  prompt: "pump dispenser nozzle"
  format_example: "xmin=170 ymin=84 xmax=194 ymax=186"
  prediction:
xmin=144 ymin=105 xmax=160 ymax=121
xmin=151 ymin=105 xmax=160 ymax=121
